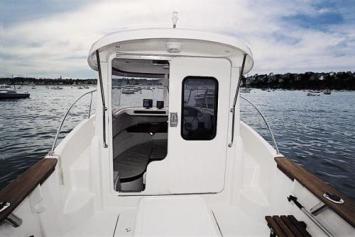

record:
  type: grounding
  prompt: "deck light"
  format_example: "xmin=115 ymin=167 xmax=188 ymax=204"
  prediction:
xmin=166 ymin=41 xmax=181 ymax=53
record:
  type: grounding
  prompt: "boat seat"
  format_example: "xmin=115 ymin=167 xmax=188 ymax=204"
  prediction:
xmin=149 ymin=140 xmax=167 ymax=161
xmin=265 ymin=215 xmax=311 ymax=237
xmin=114 ymin=143 xmax=151 ymax=182
xmin=113 ymin=140 xmax=167 ymax=182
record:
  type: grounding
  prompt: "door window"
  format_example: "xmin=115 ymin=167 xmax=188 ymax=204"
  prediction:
xmin=181 ymin=76 xmax=218 ymax=140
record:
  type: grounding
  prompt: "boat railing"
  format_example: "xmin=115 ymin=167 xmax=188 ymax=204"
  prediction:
xmin=50 ymin=89 xmax=96 ymax=153
xmin=240 ymin=95 xmax=280 ymax=154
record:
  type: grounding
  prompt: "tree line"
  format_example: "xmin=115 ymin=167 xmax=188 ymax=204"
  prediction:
xmin=245 ymin=71 xmax=355 ymax=90
xmin=0 ymin=77 xmax=97 ymax=85
xmin=1 ymin=71 xmax=355 ymax=89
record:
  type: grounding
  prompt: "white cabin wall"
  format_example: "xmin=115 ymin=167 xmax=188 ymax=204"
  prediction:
xmin=204 ymin=66 xmax=241 ymax=205
xmin=202 ymin=55 xmax=249 ymax=207
xmin=225 ymin=53 xmax=250 ymax=205
xmin=95 ymin=50 xmax=114 ymax=208
xmin=226 ymin=67 xmax=243 ymax=204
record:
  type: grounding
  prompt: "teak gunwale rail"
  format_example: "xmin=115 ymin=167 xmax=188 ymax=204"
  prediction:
xmin=0 ymin=158 xmax=57 ymax=223
xmin=275 ymin=156 xmax=355 ymax=228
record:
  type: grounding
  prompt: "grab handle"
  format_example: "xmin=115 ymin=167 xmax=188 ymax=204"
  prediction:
xmin=228 ymin=54 xmax=247 ymax=147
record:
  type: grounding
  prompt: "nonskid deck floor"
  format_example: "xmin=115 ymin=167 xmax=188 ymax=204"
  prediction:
xmin=63 ymin=197 xmax=267 ymax=237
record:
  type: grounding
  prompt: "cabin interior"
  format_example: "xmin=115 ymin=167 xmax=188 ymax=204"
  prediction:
xmin=112 ymin=58 xmax=169 ymax=192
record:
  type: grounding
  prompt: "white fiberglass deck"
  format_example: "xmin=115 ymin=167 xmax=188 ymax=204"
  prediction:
xmin=63 ymin=196 xmax=267 ymax=237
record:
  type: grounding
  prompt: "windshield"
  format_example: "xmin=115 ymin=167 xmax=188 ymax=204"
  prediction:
xmin=111 ymin=58 xmax=169 ymax=112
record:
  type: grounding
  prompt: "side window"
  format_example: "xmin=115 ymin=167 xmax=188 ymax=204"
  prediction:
xmin=181 ymin=76 xmax=218 ymax=140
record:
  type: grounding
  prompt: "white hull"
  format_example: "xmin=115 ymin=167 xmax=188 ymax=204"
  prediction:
xmin=1 ymin=118 xmax=353 ymax=236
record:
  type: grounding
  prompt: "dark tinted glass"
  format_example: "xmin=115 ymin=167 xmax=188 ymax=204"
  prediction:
xmin=181 ymin=77 xmax=218 ymax=140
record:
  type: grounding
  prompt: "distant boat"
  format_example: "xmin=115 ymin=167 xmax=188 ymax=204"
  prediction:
xmin=0 ymin=84 xmax=11 ymax=89
xmin=0 ymin=89 xmax=30 ymax=99
xmin=77 ymin=86 xmax=84 ymax=89
xmin=32 ymin=86 xmax=36 ymax=89
xmin=307 ymin=92 xmax=320 ymax=96
xmin=51 ymin=86 xmax=63 ymax=90
xmin=121 ymin=88 xmax=135 ymax=94
xmin=323 ymin=89 xmax=331 ymax=95
xmin=84 ymin=86 xmax=90 ymax=89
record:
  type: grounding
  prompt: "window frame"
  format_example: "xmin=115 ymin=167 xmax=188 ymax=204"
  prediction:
xmin=180 ymin=76 xmax=219 ymax=141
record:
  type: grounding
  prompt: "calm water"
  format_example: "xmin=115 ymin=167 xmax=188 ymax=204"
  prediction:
xmin=0 ymin=86 xmax=96 ymax=189
xmin=0 ymin=87 xmax=354 ymax=200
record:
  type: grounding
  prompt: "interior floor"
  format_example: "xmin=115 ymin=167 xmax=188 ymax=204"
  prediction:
xmin=113 ymin=139 xmax=167 ymax=191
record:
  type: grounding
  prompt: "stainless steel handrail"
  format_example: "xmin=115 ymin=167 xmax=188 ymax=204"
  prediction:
xmin=240 ymin=95 xmax=280 ymax=154
xmin=96 ymin=50 xmax=108 ymax=148
xmin=228 ymin=54 xmax=247 ymax=147
xmin=88 ymin=91 xmax=93 ymax=118
xmin=50 ymin=89 xmax=96 ymax=152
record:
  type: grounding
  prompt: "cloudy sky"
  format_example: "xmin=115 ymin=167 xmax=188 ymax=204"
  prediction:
xmin=0 ymin=0 xmax=354 ymax=78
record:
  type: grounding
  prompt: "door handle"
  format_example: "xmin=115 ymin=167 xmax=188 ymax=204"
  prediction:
xmin=170 ymin=112 xmax=178 ymax=127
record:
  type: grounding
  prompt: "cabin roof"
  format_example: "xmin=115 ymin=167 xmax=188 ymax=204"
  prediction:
xmin=88 ymin=28 xmax=254 ymax=73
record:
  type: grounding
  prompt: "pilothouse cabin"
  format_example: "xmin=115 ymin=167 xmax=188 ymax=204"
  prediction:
xmin=88 ymin=28 xmax=253 ymax=195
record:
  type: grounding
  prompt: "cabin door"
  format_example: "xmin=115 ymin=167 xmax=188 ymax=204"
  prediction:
xmin=168 ymin=57 xmax=231 ymax=193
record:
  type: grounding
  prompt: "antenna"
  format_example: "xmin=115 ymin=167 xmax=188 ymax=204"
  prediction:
xmin=172 ymin=11 xmax=178 ymax=28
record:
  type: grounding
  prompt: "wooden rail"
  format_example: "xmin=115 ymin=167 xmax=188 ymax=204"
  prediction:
xmin=275 ymin=156 xmax=355 ymax=228
xmin=0 ymin=158 xmax=57 ymax=222
xmin=265 ymin=215 xmax=311 ymax=237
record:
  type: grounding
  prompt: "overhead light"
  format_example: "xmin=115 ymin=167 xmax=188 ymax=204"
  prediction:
xmin=166 ymin=42 xmax=181 ymax=53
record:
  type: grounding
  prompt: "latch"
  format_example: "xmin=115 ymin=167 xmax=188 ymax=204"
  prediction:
xmin=170 ymin=112 xmax=178 ymax=127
